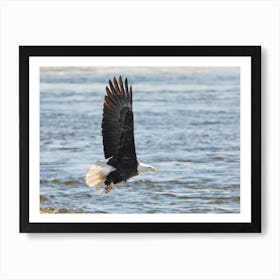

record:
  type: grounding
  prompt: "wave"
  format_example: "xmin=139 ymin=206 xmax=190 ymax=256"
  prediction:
xmin=58 ymin=147 xmax=79 ymax=151
xmin=44 ymin=178 xmax=83 ymax=186
xmin=63 ymin=180 xmax=80 ymax=186
xmin=40 ymin=195 xmax=48 ymax=203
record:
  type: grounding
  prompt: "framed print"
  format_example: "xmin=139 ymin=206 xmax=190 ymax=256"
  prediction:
xmin=19 ymin=46 xmax=261 ymax=233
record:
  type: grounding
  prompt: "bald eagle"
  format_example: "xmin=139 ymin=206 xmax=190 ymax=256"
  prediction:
xmin=85 ymin=76 xmax=156 ymax=194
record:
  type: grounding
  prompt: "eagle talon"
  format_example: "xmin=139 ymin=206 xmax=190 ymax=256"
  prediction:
xmin=104 ymin=183 xmax=114 ymax=194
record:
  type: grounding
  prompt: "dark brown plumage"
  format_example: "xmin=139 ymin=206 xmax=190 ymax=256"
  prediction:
xmin=102 ymin=76 xmax=138 ymax=186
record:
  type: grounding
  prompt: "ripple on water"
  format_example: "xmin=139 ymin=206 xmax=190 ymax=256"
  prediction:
xmin=212 ymin=156 xmax=225 ymax=161
xmin=40 ymin=195 xmax=48 ymax=203
xmin=58 ymin=147 xmax=79 ymax=150
xmin=63 ymin=180 xmax=80 ymax=186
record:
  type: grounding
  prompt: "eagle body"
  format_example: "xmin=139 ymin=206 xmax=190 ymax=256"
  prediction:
xmin=86 ymin=76 xmax=156 ymax=193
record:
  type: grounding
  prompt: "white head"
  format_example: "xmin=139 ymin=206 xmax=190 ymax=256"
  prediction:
xmin=137 ymin=161 xmax=157 ymax=174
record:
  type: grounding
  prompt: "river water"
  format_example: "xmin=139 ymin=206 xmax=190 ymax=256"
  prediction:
xmin=40 ymin=67 xmax=240 ymax=214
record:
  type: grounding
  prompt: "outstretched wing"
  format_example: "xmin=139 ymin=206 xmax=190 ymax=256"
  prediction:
xmin=102 ymin=76 xmax=138 ymax=173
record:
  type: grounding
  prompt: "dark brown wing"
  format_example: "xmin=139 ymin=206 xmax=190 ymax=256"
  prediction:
xmin=102 ymin=76 xmax=137 ymax=174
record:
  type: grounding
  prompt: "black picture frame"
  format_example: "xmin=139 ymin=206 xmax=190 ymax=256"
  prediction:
xmin=20 ymin=46 xmax=261 ymax=233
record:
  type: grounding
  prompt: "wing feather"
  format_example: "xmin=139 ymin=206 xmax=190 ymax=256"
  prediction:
xmin=113 ymin=77 xmax=121 ymax=95
xmin=109 ymin=80 xmax=117 ymax=95
xmin=102 ymin=76 xmax=137 ymax=174
xmin=118 ymin=76 xmax=125 ymax=95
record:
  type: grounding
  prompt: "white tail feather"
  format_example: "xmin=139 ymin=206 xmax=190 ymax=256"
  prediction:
xmin=85 ymin=162 xmax=115 ymax=190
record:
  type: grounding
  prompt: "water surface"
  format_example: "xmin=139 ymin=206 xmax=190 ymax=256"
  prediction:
xmin=40 ymin=67 xmax=240 ymax=214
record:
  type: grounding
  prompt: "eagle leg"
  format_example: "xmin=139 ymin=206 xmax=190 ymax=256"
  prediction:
xmin=104 ymin=182 xmax=114 ymax=195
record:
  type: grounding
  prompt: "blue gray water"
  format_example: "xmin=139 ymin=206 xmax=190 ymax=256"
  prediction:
xmin=40 ymin=67 xmax=240 ymax=214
